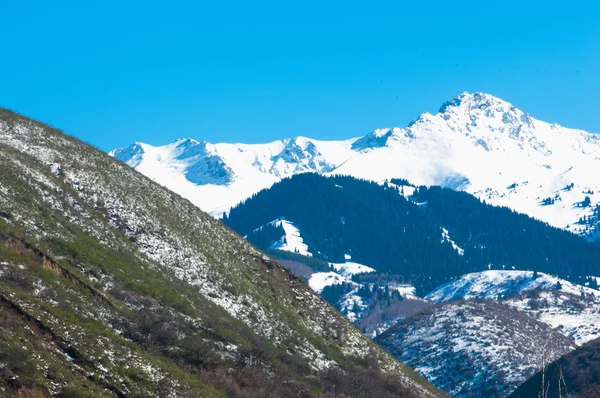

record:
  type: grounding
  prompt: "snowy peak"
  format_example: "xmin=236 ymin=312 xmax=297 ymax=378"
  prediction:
xmin=432 ymin=92 xmax=549 ymax=153
xmin=171 ymin=138 xmax=209 ymax=159
xmin=269 ymin=137 xmax=335 ymax=176
xmin=351 ymin=127 xmax=405 ymax=151
xmin=110 ymin=142 xmax=147 ymax=168
xmin=437 ymin=92 xmax=534 ymax=131
xmin=438 ymin=92 xmax=517 ymax=115
xmin=111 ymin=92 xmax=600 ymax=238
xmin=113 ymin=138 xmax=235 ymax=186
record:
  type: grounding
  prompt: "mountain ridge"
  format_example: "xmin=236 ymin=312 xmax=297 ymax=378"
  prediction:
xmin=111 ymin=92 xmax=600 ymax=240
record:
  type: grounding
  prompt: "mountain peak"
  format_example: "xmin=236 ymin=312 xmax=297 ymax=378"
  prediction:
xmin=174 ymin=137 xmax=201 ymax=146
xmin=439 ymin=92 xmax=514 ymax=114
xmin=109 ymin=141 xmax=147 ymax=167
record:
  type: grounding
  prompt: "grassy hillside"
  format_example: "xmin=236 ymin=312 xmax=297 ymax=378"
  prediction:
xmin=0 ymin=109 xmax=441 ymax=397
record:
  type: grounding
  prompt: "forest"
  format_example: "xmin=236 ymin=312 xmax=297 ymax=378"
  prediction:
xmin=225 ymin=173 xmax=600 ymax=295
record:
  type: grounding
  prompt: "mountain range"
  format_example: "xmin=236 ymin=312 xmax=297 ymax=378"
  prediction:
xmin=112 ymin=92 xmax=600 ymax=239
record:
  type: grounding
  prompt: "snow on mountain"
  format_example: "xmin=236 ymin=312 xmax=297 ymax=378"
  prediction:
xmin=254 ymin=216 xmax=426 ymax=335
xmin=308 ymin=272 xmax=350 ymax=293
xmin=253 ymin=218 xmax=376 ymax=294
xmin=378 ymin=271 xmax=600 ymax=396
xmin=441 ymin=228 xmax=464 ymax=256
xmin=330 ymin=261 xmax=376 ymax=278
xmin=266 ymin=218 xmax=312 ymax=257
xmin=377 ymin=300 xmax=574 ymax=398
xmin=390 ymin=283 xmax=420 ymax=301
xmin=307 ymin=262 xmax=375 ymax=294
xmin=112 ymin=136 xmax=356 ymax=217
xmin=427 ymin=270 xmax=600 ymax=345
xmin=508 ymin=288 xmax=600 ymax=345
xmin=111 ymin=92 xmax=600 ymax=237
xmin=426 ymin=270 xmax=599 ymax=302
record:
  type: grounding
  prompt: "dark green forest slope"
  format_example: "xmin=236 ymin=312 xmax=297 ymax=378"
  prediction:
xmin=225 ymin=174 xmax=600 ymax=294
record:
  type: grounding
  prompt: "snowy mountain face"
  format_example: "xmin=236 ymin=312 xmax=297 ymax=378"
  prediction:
xmin=111 ymin=92 xmax=600 ymax=238
xmin=377 ymin=300 xmax=574 ymax=398
xmin=376 ymin=270 xmax=600 ymax=397
xmin=427 ymin=270 xmax=600 ymax=345
xmin=111 ymin=138 xmax=235 ymax=186
xmin=111 ymin=136 xmax=351 ymax=217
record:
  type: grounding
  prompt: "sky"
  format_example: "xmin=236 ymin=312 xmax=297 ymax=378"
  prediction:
xmin=1 ymin=1 xmax=599 ymax=151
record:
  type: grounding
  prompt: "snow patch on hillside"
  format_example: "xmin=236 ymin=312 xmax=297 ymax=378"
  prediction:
xmin=331 ymin=262 xmax=375 ymax=278
xmin=507 ymin=290 xmax=600 ymax=345
xmin=441 ymin=228 xmax=464 ymax=256
xmin=390 ymin=284 xmax=420 ymax=301
xmin=308 ymin=272 xmax=349 ymax=293
xmin=267 ymin=218 xmax=312 ymax=257
xmin=308 ymin=260 xmax=375 ymax=293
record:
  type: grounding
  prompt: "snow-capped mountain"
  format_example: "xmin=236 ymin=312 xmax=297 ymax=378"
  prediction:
xmin=427 ymin=270 xmax=600 ymax=346
xmin=377 ymin=300 xmax=574 ymax=398
xmin=112 ymin=92 xmax=600 ymax=237
xmin=377 ymin=271 xmax=600 ymax=397
xmin=110 ymin=136 xmax=350 ymax=218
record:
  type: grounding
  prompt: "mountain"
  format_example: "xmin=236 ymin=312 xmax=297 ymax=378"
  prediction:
xmin=112 ymin=92 xmax=600 ymax=239
xmin=427 ymin=270 xmax=600 ymax=346
xmin=376 ymin=300 xmax=574 ymax=398
xmin=389 ymin=270 xmax=600 ymax=396
xmin=223 ymin=173 xmax=600 ymax=295
xmin=510 ymin=337 xmax=600 ymax=398
xmin=0 ymin=108 xmax=440 ymax=397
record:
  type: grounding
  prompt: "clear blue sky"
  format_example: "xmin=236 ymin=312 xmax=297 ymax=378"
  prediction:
xmin=2 ymin=1 xmax=599 ymax=151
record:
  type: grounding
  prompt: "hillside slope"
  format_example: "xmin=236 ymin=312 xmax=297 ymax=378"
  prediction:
xmin=427 ymin=271 xmax=600 ymax=345
xmin=510 ymin=337 xmax=600 ymax=398
xmin=112 ymin=92 xmax=600 ymax=239
xmin=376 ymin=300 xmax=574 ymax=398
xmin=0 ymin=109 xmax=440 ymax=397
